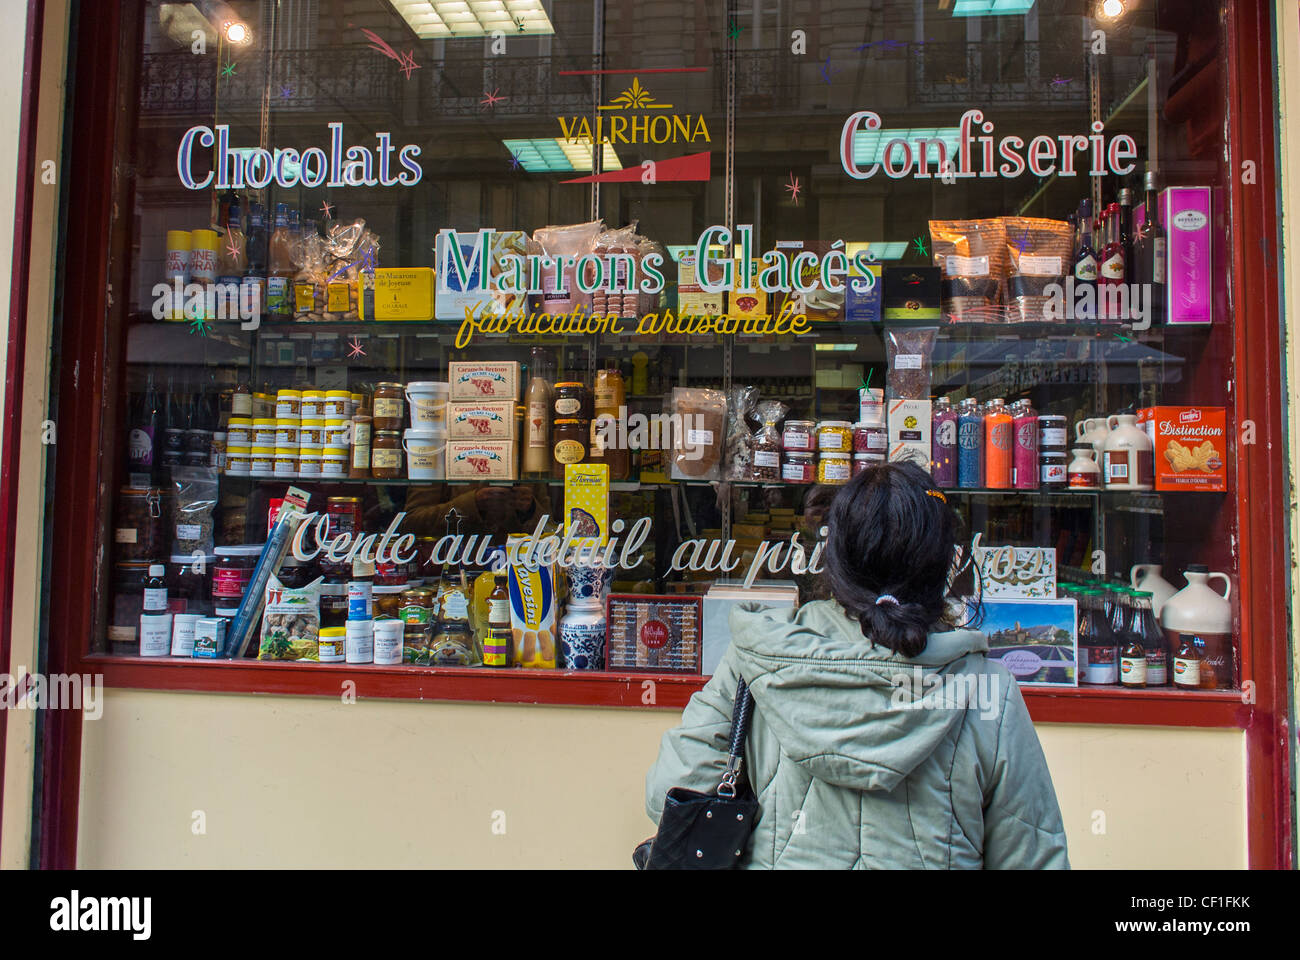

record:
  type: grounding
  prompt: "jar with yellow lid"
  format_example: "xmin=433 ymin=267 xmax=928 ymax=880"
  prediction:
xmin=318 ymin=626 xmax=346 ymax=663
xmin=817 ymin=452 xmax=851 ymax=485
xmin=252 ymin=418 xmax=277 ymax=447
xmin=275 ymin=389 xmax=302 ymax=419
xmin=250 ymin=446 xmax=275 ymax=477
xmin=299 ymin=419 xmax=325 ymax=448
xmin=300 ymin=389 xmax=326 ymax=419
xmin=252 ymin=392 xmax=276 ymax=419
xmin=321 ymin=447 xmax=348 ymax=477
xmin=323 ymin=390 xmax=350 ymax=419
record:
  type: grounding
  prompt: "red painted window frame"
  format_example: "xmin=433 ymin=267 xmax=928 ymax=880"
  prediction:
xmin=21 ymin=0 xmax=1292 ymax=869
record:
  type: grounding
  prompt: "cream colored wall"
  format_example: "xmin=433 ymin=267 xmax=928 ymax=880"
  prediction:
xmin=78 ymin=689 xmax=1246 ymax=869
xmin=1 ymin=0 xmax=68 ymax=869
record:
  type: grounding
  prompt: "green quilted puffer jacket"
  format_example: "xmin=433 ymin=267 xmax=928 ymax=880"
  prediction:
xmin=645 ymin=600 xmax=1069 ymax=869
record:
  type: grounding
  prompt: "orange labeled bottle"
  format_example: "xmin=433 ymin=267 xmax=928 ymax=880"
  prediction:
xmin=983 ymin=398 xmax=1013 ymax=489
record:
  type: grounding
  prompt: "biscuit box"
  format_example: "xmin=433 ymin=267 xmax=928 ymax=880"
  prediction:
xmin=447 ymin=400 xmax=517 ymax=440
xmin=1137 ymin=406 xmax=1227 ymax=492
xmin=448 ymin=361 xmax=521 ymax=401
xmin=445 ymin=440 xmax=517 ymax=480
xmin=506 ymin=533 xmax=558 ymax=669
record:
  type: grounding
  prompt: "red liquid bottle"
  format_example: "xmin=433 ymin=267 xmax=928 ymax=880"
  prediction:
xmin=1099 ymin=202 xmax=1126 ymax=323
xmin=1011 ymin=399 xmax=1039 ymax=490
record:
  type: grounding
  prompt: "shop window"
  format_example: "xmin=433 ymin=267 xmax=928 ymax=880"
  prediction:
xmin=65 ymin=0 xmax=1250 ymax=707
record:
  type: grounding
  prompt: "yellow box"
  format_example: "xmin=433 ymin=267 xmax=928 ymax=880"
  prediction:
xmin=564 ymin=463 xmax=610 ymax=547
xmin=728 ymin=261 xmax=768 ymax=320
xmin=506 ymin=533 xmax=558 ymax=669
xmin=359 ymin=268 xmax=434 ymax=321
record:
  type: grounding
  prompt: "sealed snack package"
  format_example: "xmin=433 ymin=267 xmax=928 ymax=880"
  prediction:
xmin=886 ymin=327 xmax=938 ymax=399
xmin=167 ymin=465 xmax=219 ymax=557
xmin=1002 ymin=216 xmax=1073 ymax=322
xmin=293 ymin=233 xmax=328 ymax=321
xmin=322 ymin=220 xmax=380 ymax=322
xmin=531 ymin=220 xmax=604 ymax=316
xmin=929 ymin=219 xmax=1007 ymax=320
xmin=750 ymin=400 xmax=789 ymax=482
xmin=591 ymin=223 xmax=642 ymax=320
xmin=258 ymin=573 xmax=324 ymax=661
xmin=670 ymin=387 xmax=727 ymax=481
xmin=724 ymin=384 xmax=759 ymax=481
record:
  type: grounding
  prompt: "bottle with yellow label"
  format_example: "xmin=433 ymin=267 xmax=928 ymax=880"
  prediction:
xmin=484 ymin=571 xmax=511 ymax=667
xmin=551 ymin=418 xmax=588 ymax=480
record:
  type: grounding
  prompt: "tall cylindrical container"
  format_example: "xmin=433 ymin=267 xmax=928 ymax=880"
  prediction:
xmin=931 ymin=396 xmax=957 ymax=488
xmin=956 ymin=397 xmax=983 ymax=489
xmin=1012 ymin=399 xmax=1039 ymax=490
xmin=983 ymin=398 xmax=1013 ymax=489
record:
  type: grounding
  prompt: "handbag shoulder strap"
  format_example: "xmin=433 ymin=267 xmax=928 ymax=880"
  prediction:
xmin=717 ymin=678 xmax=755 ymax=798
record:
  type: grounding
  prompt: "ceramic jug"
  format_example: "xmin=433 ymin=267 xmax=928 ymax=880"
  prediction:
xmin=1067 ymin=446 xmax=1100 ymax=489
xmin=1129 ymin=564 xmax=1177 ymax=618
xmin=1161 ymin=564 xmax=1234 ymax=689
xmin=1101 ymin=414 xmax=1154 ymax=490
xmin=1075 ymin=417 xmax=1110 ymax=455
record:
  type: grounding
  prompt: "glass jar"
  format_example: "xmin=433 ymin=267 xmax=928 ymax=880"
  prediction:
xmin=781 ymin=420 xmax=816 ymax=453
xmin=817 ymin=421 xmax=853 ymax=454
xmin=298 ymin=452 xmax=322 ymax=478
xmin=273 ymin=448 xmax=298 ymax=478
xmin=371 ymin=429 xmax=403 ymax=479
xmin=252 ymin=392 xmax=275 ymax=419
xmin=349 ymin=408 xmax=372 ymax=479
xmin=373 ymin=382 xmax=405 ymax=431
xmin=319 ymin=580 xmax=348 ymax=629
xmin=551 ymin=418 xmax=588 ymax=478
xmin=853 ymin=452 xmax=885 ymax=476
xmin=818 ymin=452 xmax=851 ymax=484
xmin=375 ymin=557 xmax=409 ymax=587
xmin=212 ymin=544 xmax=262 ymax=605
xmin=553 ymin=382 xmax=588 ymax=419
xmin=853 ymin=423 xmax=888 ymax=454
xmin=109 ymin=560 xmax=151 ymax=654
xmin=373 ymin=584 xmax=406 ymax=619
xmin=167 ymin=553 xmax=213 ymax=615
xmin=114 ymin=487 xmax=162 ymax=561
xmin=781 ymin=452 xmax=815 ymax=484
xmin=326 ymin=497 xmax=363 ymax=540
xmin=231 ymin=383 xmax=252 ymax=418
xmin=399 ymin=587 xmax=436 ymax=625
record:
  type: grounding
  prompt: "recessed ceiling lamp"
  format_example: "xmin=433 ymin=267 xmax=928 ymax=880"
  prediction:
xmin=195 ymin=0 xmax=252 ymax=43
xmin=951 ymin=0 xmax=1036 ymax=16
xmin=1097 ymin=0 xmax=1126 ymax=19
xmin=391 ymin=0 xmax=555 ymax=39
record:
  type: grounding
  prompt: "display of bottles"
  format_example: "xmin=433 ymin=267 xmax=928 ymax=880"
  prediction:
xmin=483 ymin=571 xmax=511 ymax=668
xmin=267 ymin=203 xmax=294 ymax=320
xmin=1173 ymin=631 xmax=1203 ymax=689
xmin=1072 ymin=198 xmax=1097 ymax=320
xmin=127 ymin=372 xmax=162 ymax=476
xmin=1117 ymin=187 xmax=1135 ymax=276
xmin=242 ymin=202 xmax=268 ymax=317
xmin=931 ymin=396 xmax=957 ymax=488
xmin=1132 ymin=168 xmax=1167 ymax=324
xmin=957 ymin=397 xmax=983 ymax=488
xmin=983 ymin=398 xmax=1012 ymax=489
xmin=1011 ymin=398 xmax=1039 ymax=490
xmin=1099 ymin=202 xmax=1126 ymax=322
xmin=523 ymin=347 xmax=554 ymax=478
xmin=1079 ymin=589 xmax=1119 ymax=686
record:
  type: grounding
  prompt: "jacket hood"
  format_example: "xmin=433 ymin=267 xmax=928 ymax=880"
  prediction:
xmin=728 ymin=600 xmax=989 ymax=793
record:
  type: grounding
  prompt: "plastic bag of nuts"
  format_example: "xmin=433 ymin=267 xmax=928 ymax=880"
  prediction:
xmin=293 ymin=233 xmax=329 ymax=322
xmin=750 ymin=400 xmax=788 ymax=482
xmin=322 ymin=220 xmax=381 ymax=322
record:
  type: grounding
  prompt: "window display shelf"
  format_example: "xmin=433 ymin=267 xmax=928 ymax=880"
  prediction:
xmin=82 ymin=653 xmax=1247 ymax=727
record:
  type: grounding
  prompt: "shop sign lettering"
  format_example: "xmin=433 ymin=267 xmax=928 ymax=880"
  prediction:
xmin=177 ymin=122 xmax=423 ymax=190
xmin=557 ymin=77 xmax=712 ymax=146
xmin=839 ymin=109 xmax=1137 ymax=181
xmin=286 ymin=511 xmax=825 ymax=588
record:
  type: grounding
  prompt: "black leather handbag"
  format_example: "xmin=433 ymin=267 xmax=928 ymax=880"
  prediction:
xmin=634 ymin=679 xmax=759 ymax=870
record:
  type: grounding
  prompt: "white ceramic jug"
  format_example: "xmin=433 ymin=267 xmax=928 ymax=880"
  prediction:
xmin=1075 ymin=417 xmax=1110 ymax=455
xmin=1101 ymin=414 xmax=1153 ymax=490
xmin=1161 ymin=565 xmax=1234 ymax=688
xmin=1129 ymin=564 xmax=1177 ymax=618
xmin=1067 ymin=447 xmax=1100 ymax=489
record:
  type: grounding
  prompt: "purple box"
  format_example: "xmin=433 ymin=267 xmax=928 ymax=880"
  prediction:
xmin=1161 ymin=186 xmax=1213 ymax=325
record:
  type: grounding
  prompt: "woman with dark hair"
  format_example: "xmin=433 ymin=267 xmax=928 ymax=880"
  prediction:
xmin=645 ymin=462 xmax=1068 ymax=869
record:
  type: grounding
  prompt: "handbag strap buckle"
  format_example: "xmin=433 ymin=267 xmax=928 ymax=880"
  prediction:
xmin=717 ymin=755 xmax=743 ymax=798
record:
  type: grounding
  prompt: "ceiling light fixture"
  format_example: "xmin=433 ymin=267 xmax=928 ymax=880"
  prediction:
xmin=223 ymin=20 xmax=250 ymax=43
xmin=1097 ymin=0 xmax=1125 ymax=19
xmin=392 ymin=0 xmax=555 ymax=39
xmin=502 ymin=138 xmax=621 ymax=173
xmin=951 ymin=0 xmax=1037 ymax=16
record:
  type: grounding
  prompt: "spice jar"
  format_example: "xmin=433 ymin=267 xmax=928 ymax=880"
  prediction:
xmin=553 ymin=382 xmax=589 ymax=420
xmin=371 ymin=429 xmax=403 ymax=479
xmin=226 ymin=417 xmax=252 ymax=447
xmin=250 ymin=446 xmax=275 ymax=477
xmin=275 ymin=419 xmax=300 ymax=447
xmin=853 ymin=452 xmax=885 ymax=476
xmin=782 ymin=452 xmax=815 ymax=484
xmin=782 ymin=420 xmax=817 ymax=453
xmin=551 ymin=418 xmax=588 ymax=479
xmin=299 ymin=419 xmax=325 ymax=448
xmin=225 ymin=446 xmax=251 ymax=476
xmin=323 ymin=418 xmax=348 ymax=448
xmin=373 ymin=382 xmax=405 ymax=431
xmin=817 ymin=421 xmax=853 ymax=454
xmin=252 ymin=418 xmax=277 ymax=447
xmin=818 ymin=452 xmax=852 ymax=485
xmin=114 ymin=487 xmax=162 ymax=562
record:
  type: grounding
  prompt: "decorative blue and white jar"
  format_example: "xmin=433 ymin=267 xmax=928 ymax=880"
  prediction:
xmin=565 ymin=562 xmax=610 ymax=605
xmin=559 ymin=603 xmax=606 ymax=671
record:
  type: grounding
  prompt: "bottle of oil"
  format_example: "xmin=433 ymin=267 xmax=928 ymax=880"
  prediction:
xmin=483 ymin=570 xmax=512 ymax=667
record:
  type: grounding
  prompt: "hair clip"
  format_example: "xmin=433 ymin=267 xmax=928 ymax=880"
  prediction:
xmin=875 ymin=594 xmax=899 ymax=606
xmin=926 ymin=489 xmax=947 ymax=503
